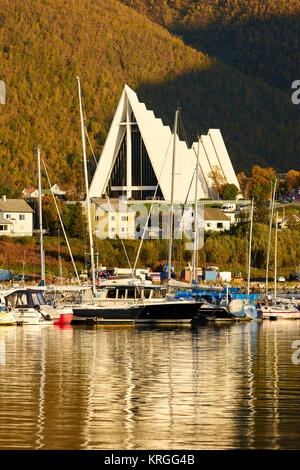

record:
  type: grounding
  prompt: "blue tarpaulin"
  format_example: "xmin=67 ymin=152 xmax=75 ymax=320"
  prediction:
xmin=0 ymin=270 xmax=13 ymax=282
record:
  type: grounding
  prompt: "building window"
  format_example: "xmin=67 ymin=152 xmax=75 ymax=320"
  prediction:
xmin=0 ymin=225 xmax=8 ymax=231
xmin=111 ymin=215 xmax=115 ymax=221
xmin=19 ymin=214 xmax=25 ymax=220
xmin=121 ymin=216 xmax=128 ymax=221
xmin=217 ymin=223 xmax=223 ymax=229
xmin=6 ymin=214 xmax=11 ymax=219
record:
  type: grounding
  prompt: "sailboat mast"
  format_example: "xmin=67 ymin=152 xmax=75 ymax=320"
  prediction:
xmin=167 ymin=109 xmax=179 ymax=283
xmin=192 ymin=136 xmax=200 ymax=283
xmin=266 ymin=180 xmax=277 ymax=296
xmin=37 ymin=146 xmax=45 ymax=284
xmin=247 ymin=198 xmax=254 ymax=297
xmin=274 ymin=211 xmax=278 ymax=299
xmin=77 ymin=76 xmax=96 ymax=296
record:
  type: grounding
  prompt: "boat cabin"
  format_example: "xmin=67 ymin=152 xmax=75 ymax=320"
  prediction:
xmin=4 ymin=289 xmax=47 ymax=309
xmin=95 ymin=284 xmax=168 ymax=301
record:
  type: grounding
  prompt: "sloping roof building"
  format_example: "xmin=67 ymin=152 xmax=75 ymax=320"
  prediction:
xmin=89 ymin=85 xmax=240 ymax=204
xmin=0 ymin=197 xmax=34 ymax=236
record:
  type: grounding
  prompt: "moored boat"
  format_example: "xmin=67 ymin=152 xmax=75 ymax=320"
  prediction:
xmin=2 ymin=288 xmax=61 ymax=325
xmin=136 ymin=297 xmax=200 ymax=324
xmin=71 ymin=303 xmax=143 ymax=324
xmin=259 ymin=298 xmax=300 ymax=319
xmin=196 ymin=297 xmax=262 ymax=321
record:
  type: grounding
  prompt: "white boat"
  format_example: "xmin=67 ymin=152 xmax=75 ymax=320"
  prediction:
xmin=260 ymin=299 xmax=300 ymax=319
xmin=2 ymin=288 xmax=61 ymax=325
xmin=228 ymin=298 xmax=259 ymax=320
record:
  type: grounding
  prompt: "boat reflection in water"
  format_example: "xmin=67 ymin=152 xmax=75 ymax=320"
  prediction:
xmin=1 ymin=320 xmax=300 ymax=450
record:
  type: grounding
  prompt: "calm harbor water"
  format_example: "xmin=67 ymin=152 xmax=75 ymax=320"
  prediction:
xmin=1 ymin=320 xmax=300 ymax=450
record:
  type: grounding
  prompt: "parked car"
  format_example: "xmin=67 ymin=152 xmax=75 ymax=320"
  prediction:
xmin=280 ymin=196 xmax=295 ymax=203
xmin=276 ymin=275 xmax=286 ymax=282
xmin=221 ymin=203 xmax=236 ymax=212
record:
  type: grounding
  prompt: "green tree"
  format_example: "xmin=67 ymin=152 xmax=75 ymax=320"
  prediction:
xmin=63 ymin=202 xmax=87 ymax=239
xmin=222 ymin=183 xmax=239 ymax=200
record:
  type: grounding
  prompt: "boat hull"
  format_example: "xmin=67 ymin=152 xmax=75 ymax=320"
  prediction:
xmin=72 ymin=305 xmax=143 ymax=323
xmin=136 ymin=301 xmax=200 ymax=324
xmin=195 ymin=306 xmax=235 ymax=320
xmin=262 ymin=310 xmax=300 ymax=319
xmin=195 ymin=306 xmax=255 ymax=321
xmin=0 ymin=312 xmax=17 ymax=325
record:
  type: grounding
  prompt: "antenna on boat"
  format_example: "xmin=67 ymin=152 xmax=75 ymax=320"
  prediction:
xmin=77 ymin=76 xmax=96 ymax=296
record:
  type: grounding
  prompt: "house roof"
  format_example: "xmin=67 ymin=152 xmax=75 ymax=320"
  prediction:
xmin=204 ymin=208 xmax=230 ymax=221
xmin=0 ymin=199 xmax=34 ymax=213
xmin=23 ymin=187 xmax=37 ymax=195
xmin=91 ymin=197 xmax=135 ymax=213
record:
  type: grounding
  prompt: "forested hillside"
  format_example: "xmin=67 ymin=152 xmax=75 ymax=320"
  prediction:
xmin=120 ymin=0 xmax=300 ymax=91
xmin=0 ymin=0 xmax=299 ymax=196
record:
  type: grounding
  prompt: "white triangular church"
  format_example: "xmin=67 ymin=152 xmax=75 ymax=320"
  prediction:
xmin=89 ymin=85 xmax=240 ymax=203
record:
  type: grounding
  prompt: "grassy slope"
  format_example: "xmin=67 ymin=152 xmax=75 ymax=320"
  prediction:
xmin=0 ymin=0 xmax=299 ymax=199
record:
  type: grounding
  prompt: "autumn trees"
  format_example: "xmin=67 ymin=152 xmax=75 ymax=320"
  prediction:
xmin=284 ymin=170 xmax=300 ymax=191
xmin=0 ymin=0 xmax=299 ymax=197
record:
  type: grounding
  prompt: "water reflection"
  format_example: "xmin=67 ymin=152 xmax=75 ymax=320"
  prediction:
xmin=0 ymin=320 xmax=300 ymax=449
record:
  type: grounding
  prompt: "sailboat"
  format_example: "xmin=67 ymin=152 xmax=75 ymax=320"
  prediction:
xmin=196 ymin=199 xmax=261 ymax=321
xmin=134 ymin=108 xmax=200 ymax=324
xmin=71 ymin=77 xmax=144 ymax=324
xmin=72 ymin=98 xmax=199 ymax=324
xmin=259 ymin=211 xmax=300 ymax=319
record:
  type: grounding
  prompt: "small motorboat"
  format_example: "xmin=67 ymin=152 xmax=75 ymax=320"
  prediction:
xmin=259 ymin=299 xmax=300 ymax=320
xmin=2 ymin=288 xmax=61 ymax=325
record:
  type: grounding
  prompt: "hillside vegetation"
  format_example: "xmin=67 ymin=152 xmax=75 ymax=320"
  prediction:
xmin=0 ymin=217 xmax=299 ymax=280
xmin=0 ymin=0 xmax=299 ymax=196
xmin=120 ymin=0 xmax=300 ymax=91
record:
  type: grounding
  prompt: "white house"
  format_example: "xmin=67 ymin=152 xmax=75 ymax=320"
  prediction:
xmin=180 ymin=206 xmax=231 ymax=236
xmin=22 ymin=184 xmax=66 ymax=199
xmin=21 ymin=187 xmax=39 ymax=198
xmin=0 ymin=197 xmax=34 ymax=236
xmin=204 ymin=208 xmax=231 ymax=232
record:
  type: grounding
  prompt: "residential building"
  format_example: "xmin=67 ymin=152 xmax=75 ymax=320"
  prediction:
xmin=88 ymin=197 xmax=135 ymax=239
xmin=22 ymin=184 xmax=66 ymax=200
xmin=204 ymin=208 xmax=231 ymax=232
xmin=21 ymin=187 xmax=39 ymax=198
xmin=181 ymin=206 xmax=231 ymax=235
xmin=0 ymin=196 xmax=34 ymax=236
